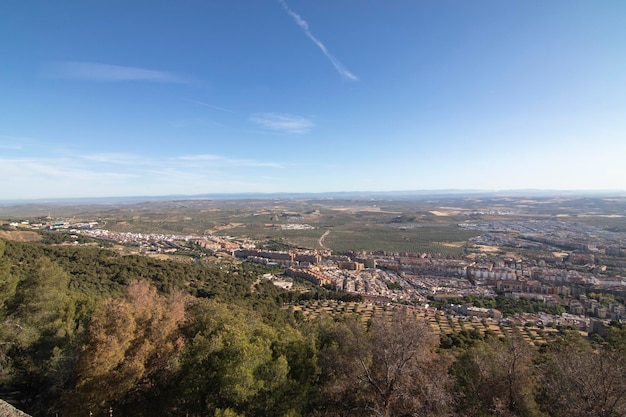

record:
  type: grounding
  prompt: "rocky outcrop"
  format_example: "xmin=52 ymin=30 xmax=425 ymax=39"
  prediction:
xmin=0 ymin=400 xmax=30 ymax=417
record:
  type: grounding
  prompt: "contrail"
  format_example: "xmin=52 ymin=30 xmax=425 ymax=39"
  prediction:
xmin=279 ymin=0 xmax=359 ymax=81
xmin=187 ymin=99 xmax=235 ymax=113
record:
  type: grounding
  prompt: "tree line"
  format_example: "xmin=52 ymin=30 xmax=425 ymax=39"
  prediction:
xmin=0 ymin=239 xmax=625 ymax=417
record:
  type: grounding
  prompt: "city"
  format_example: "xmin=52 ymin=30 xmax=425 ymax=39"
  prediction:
xmin=4 ymin=195 xmax=625 ymax=337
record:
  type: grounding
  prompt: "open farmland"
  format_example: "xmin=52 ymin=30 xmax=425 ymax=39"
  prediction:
xmin=2 ymin=198 xmax=484 ymax=253
xmin=3 ymin=195 xmax=625 ymax=257
xmin=321 ymin=224 xmax=478 ymax=254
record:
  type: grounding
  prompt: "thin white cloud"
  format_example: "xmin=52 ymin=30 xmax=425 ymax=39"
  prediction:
xmin=45 ymin=61 xmax=187 ymax=83
xmin=179 ymin=154 xmax=284 ymax=169
xmin=0 ymin=149 xmax=287 ymax=199
xmin=188 ymin=99 xmax=235 ymax=113
xmin=0 ymin=135 xmax=37 ymax=150
xmin=279 ymin=0 xmax=359 ymax=81
xmin=1 ymin=157 xmax=135 ymax=181
xmin=249 ymin=112 xmax=314 ymax=134
xmin=0 ymin=144 xmax=23 ymax=150
xmin=77 ymin=153 xmax=148 ymax=165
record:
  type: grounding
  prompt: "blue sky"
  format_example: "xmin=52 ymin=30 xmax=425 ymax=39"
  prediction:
xmin=2 ymin=0 xmax=625 ymax=200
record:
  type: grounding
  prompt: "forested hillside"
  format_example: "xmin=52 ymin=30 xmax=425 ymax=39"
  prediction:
xmin=0 ymin=239 xmax=625 ymax=417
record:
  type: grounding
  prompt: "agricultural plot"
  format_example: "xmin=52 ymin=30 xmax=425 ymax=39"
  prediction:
xmin=321 ymin=224 xmax=478 ymax=254
xmin=286 ymin=300 xmax=558 ymax=346
xmin=288 ymin=300 xmax=400 ymax=324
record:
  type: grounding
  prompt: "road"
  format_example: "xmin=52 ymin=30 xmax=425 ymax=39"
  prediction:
xmin=318 ymin=230 xmax=330 ymax=249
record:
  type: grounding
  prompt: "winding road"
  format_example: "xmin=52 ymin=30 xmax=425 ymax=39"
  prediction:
xmin=318 ymin=230 xmax=330 ymax=249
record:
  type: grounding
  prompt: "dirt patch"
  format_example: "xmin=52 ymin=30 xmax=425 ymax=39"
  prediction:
xmin=476 ymin=245 xmax=501 ymax=253
xmin=329 ymin=206 xmax=401 ymax=214
xmin=147 ymin=253 xmax=172 ymax=261
xmin=578 ymin=214 xmax=624 ymax=218
xmin=206 ymin=223 xmax=243 ymax=233
xmin=0 ymin=231 xmax=42 ymax=242
xmin=440 ymin=242 xmax=465 ymax=247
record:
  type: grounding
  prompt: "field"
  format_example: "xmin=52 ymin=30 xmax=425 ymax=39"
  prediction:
xmin=3 ymin=195 xmax=625 ymax=256
xmin=320 ymin=225 xmax=477 ymax=254
xmin=0 ymin=230 xmax=42 ymax=242
xmin=286 ymin=299 xmax=565 ymax=346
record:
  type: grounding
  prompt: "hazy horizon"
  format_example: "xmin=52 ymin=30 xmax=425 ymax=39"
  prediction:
xmin=2 ymin=188 xmax=626 ymax=206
